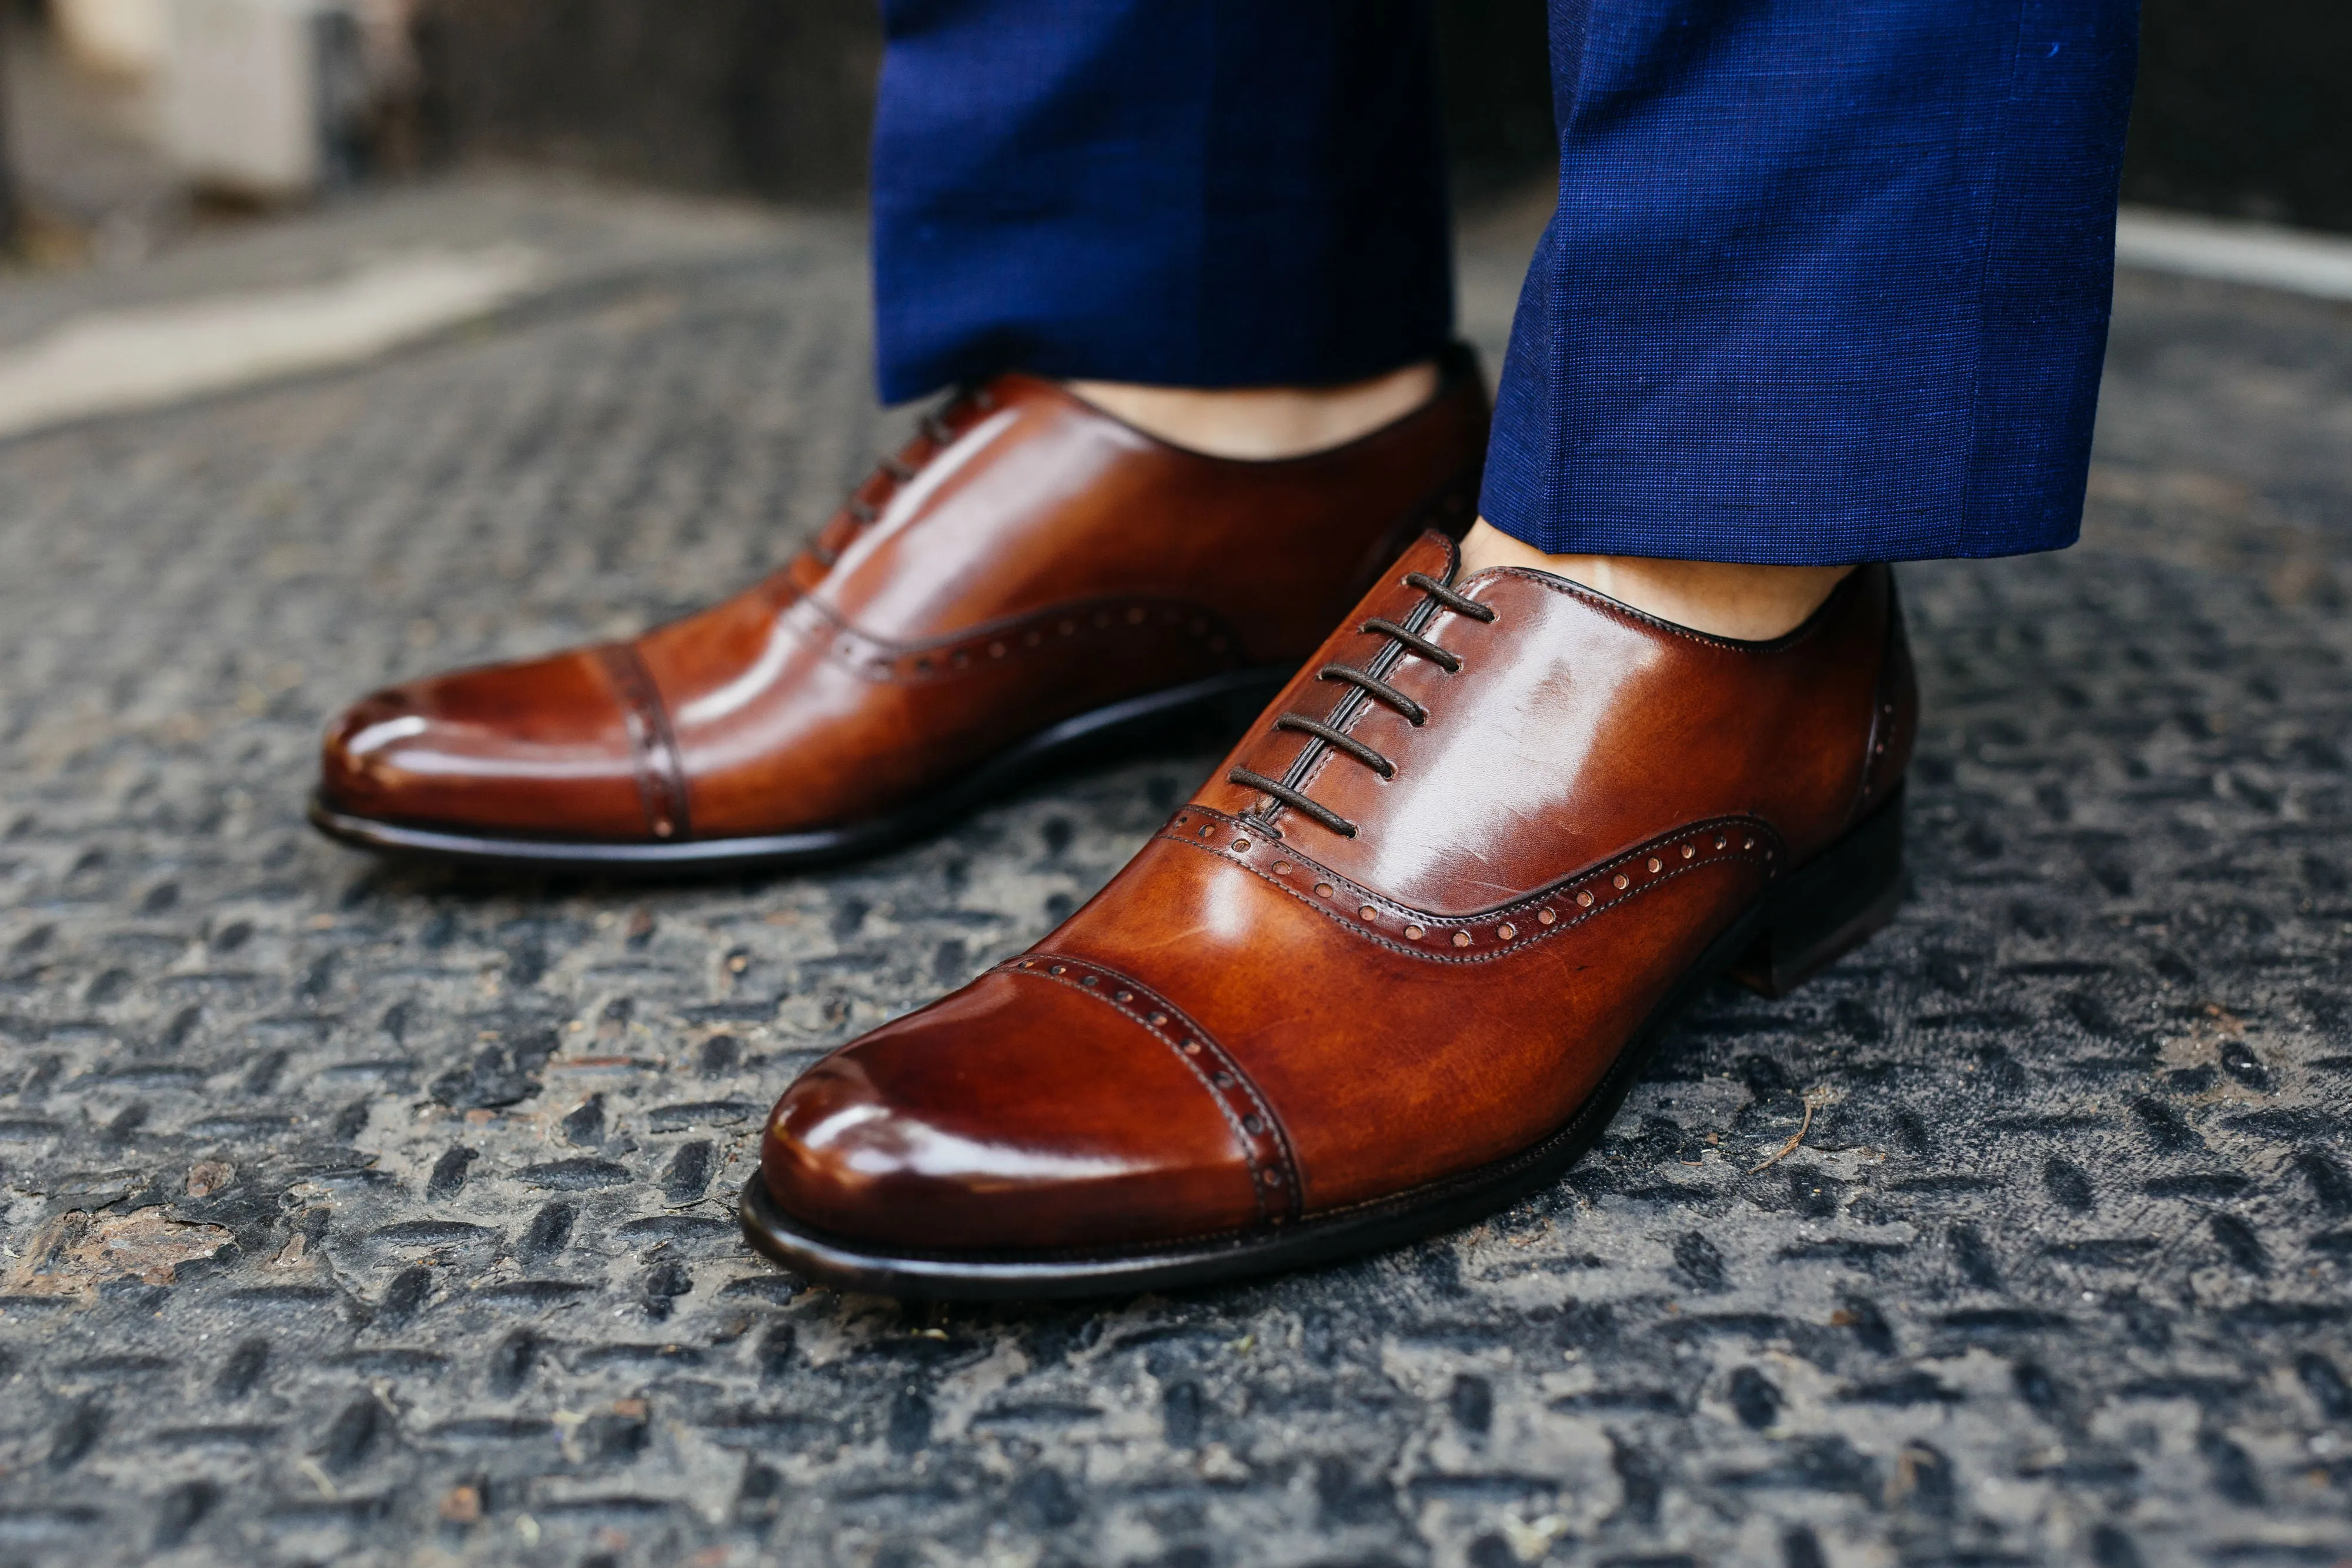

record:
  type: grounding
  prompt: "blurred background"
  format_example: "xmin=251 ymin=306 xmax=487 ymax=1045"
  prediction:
xmin=0 ymin=0 xmax=2346 ymax=267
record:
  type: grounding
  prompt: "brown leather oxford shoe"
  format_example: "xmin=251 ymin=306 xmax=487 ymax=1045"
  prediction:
xmin=744 ymin=530 xmax=1917 ymax=1297
xmin=312 ymin=349 xmax=1489 ymax=872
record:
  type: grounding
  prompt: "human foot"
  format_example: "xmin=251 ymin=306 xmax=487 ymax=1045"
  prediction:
xmin=315 ymin=351 xmax=1491 ymax=874
xmin=1068 ymin=360 xmax=1442 ymax=461
xmin=746 ymin=529 xmax=1916 ymax=1296
xmin=1457 ymin=519 xmax=1854 ymax=641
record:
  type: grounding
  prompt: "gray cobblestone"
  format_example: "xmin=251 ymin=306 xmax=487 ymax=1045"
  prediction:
xmin=0 ymin=201 xmax=2346 ymax=1567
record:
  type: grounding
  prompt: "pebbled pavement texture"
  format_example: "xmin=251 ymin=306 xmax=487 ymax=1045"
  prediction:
xmin=0 ymin=189 xmax=2348 ymax=1568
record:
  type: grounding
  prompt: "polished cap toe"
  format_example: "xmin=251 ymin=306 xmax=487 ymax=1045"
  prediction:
xmin=760 ymin=971 xmax=1267 ymax=1253
xmin=318 ymin=648 xmax=656 ymax=840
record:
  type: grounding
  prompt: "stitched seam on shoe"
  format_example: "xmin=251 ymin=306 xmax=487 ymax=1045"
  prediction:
xmin=596 ymin=643 xmax=692 ymax=842
xmin=792 ymin=594 xmax=1248 ymax=686
xmin=989 ymin=957 xmax=1303 ymax=1228
xmin=1160 ymin=807 xmax=1782 ymax=965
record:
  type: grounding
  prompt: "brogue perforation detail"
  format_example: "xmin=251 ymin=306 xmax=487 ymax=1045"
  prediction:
xmin=791 ymin=596 xmax=1248 ymax=686
xmin=596 ymin=643 xmax=691 ymax=841
xmin=993 ymin=955 xmax=1302 ymax=1227
xmin=1160 ymin=805 xmax=1786 ymax=965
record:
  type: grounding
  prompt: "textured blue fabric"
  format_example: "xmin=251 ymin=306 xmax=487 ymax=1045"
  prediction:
xmin=870 ymin=0 xmax=2139 ymax=563
xmin=1479 ymin=0 xmax=2141 ymax=561
xmin=870 ymin=0 xmax=1454 ymax=404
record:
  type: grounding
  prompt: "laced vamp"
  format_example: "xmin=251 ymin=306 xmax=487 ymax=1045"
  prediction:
xmin=1230 ymin=570 xmax=1497 ymax=838
xmin=803 ymin=385 xmax=995 ymax=570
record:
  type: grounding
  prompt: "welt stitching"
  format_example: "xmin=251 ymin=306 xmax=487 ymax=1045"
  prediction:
xmin=995 ymin=960 xmax=1301 ymax=1226
xmin=1162 ymin=810 xmax=1779 ymax=966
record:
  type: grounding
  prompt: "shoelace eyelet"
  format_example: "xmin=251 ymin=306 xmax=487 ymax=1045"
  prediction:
xmin=801 ymin=386 xmax=985 ymax=574
xmin=1225 ymin=570 xmax=1494 ymax=836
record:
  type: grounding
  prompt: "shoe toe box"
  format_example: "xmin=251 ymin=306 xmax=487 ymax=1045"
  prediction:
xmin=318 ymin=650 xmax=652 ymax=839
xmin=761 ymin=971 xmax=1266 ymax=1253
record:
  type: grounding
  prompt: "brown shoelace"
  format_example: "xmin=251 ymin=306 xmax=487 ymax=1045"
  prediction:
xmin=1230 ymin=570 xmax=1496 ymax=837
xmin=805 ymin=386 xmax=995 ymax=569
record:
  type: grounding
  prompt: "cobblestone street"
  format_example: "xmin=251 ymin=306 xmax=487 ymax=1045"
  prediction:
xmin=0 ymin=185 xmax=2348 ymax=1567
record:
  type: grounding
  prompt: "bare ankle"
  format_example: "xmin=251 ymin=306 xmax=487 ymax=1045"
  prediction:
xmin=1456 ymin=520 xmax=1854 ymax=641
xmin=1065 ymin=360 xmax=1441 ymax=461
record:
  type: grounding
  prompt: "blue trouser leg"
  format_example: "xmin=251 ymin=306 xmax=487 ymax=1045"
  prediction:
xmin=870 ymin=0 xmax=1455 ymax=403
xmin=1480 ymin=0 xmax=2141 ymax=562
xmin=870 ymin=0 xmax=2140 ymax=564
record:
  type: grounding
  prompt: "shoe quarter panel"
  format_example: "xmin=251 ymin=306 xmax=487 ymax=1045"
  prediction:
xmin=661 ymin=597 xmax=1250 ymax=837
xmin=821 ymin=398 xmax=1169 ymax=639
xmin=639 ymin=491 xmax=1267 ymax=837
xmin=814 ymin=375 xmax=1488 ymax=668
xmin=1282 ymin=580 xmax=1694 ymax=912
xmin=1207 ymin=562 xmax=1895 ymax=908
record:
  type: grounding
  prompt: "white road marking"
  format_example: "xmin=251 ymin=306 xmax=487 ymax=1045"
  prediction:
xmin=2116 ymin=206 xmax=2352 ymax=302
xmin=0 ymin=244 xmax=546 ymax=440
xmin=0 ymin=208 xmax=2338 ymax=444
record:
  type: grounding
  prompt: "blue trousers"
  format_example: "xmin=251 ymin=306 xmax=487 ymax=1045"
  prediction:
xmin=872 ymin=1 xmax=2140 ymax=564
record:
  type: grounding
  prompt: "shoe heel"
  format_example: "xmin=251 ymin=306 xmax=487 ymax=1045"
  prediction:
xmin=1729 ymin=788 xmax=1905 ymax=999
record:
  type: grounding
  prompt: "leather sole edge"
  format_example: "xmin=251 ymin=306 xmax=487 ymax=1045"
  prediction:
xmin=736 ymin=788 xmax=1908 ymax=1300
